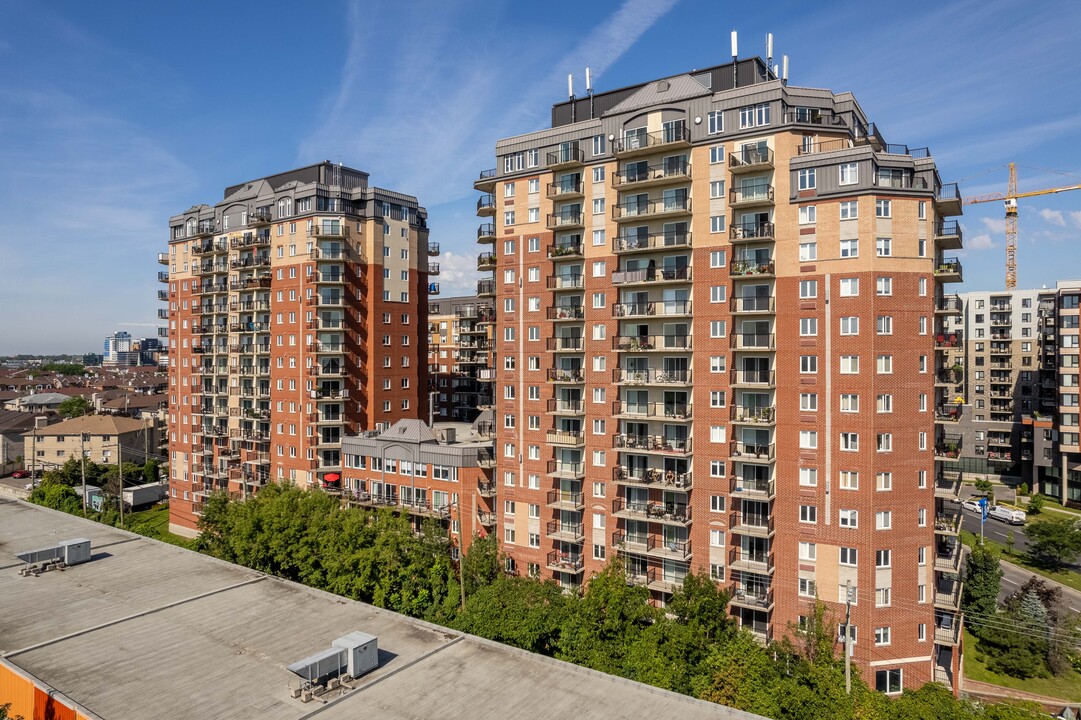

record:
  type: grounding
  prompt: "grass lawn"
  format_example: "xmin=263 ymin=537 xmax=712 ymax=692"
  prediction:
xmin=963 ymin=629 xmax=1081 ymax=701
xmin=960 ymin=530 xmax=1081 ymax=593
xmin=123 ymin=504 xmax=192 ymax=547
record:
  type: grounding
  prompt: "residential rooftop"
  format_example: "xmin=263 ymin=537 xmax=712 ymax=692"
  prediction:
xmin=0 ymin=498 xmax=761 ymax=720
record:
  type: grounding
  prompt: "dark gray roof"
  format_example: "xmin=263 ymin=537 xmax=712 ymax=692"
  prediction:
xmin=378 ymin=419 xmax=439 ymax=444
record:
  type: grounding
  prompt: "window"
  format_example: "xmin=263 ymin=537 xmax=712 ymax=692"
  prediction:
xmin=709 ymin=146 xmax=724 ymax=164
xmin=799 ymin=578 xmax=817 ymax=597
xmin=840 ymin=239 xmax=858 ymax=258
xmin=876 ymin=355 xmax=893 ymax=374
xmin=839 ymin=355 xmax=859 ymax=374
xmin=528 ymin=208 xmax=539 ymax=223
xmin=876 ymin=237 xmax=892 ymax=257
xmin=710 ymin=356 xmax=725 ymax=372
xmin=875 ymin=199 xmax=891 ymax=217
xmin=739 ymin=103 xmax=770 ymax=128
xmin=710 ymin=426 xmax=726 ymax=443
xmin=592 ymin=229 xmax=605 ymax=246
xmin=876 ymin=669 xmax=902 ymax=694
xmin=840 ymin=316 xmax=859 ymax=335
xmin=592 ymin=134 xmax=606 ymax=156
xmin=800 ymin=393 xmax=818 ymax=411
xmin=709 ymin=320 xmax=725 ymax=338
xmin=710 ymin=286 xmax=727 ymax=303
xmin=709 ymin=250 xmax=726 ymax=268
xmin=800 ymin=505 xmax=817 ymax=524
xmin=839 ymin=200 xmax=858 ymax=219
xmin=840 ymin=547 xmax=858 ymax=566
xmin=593 ymin=544 xmax=606 ymax=560
xmin=593 ymin=292 xmax=606 ymax=309
xmin=593 ymin=481 xmax=606 ymax=498
xmin=839 ymin=509 xmax=858 ymax=528
xmin=528 ymin=236 xmax=540 ymax=252
xmin=798 ymin=169 xmax=816 ymax=190
xmin=709 ymin=180 xmax=725 ymax=199
xmin=874 ymin=627 xmax=891 ymax=646
xmin=799 ymin=280 xmax=817 ymax=298
xmin=800 ymin=355 xmax=818 ymax=373
xmin=799 ymin=468 xmax=817 ymax=486
xmin=876 ymin=587 xmax=891 ymax=607
xmin=707 ymin=110 xmax=723 ymax=134
xmin=800 ymin=430 xmax=818 ymax=449
xmin=839 ymin=471 xmax=858 ymax=490
xmin=710 ymin=529 xmax=725 ymax=547
xmin=504 ymin=210 xmax=515 ymax=226
xmin=839 ymin=162 xmax=858 ymax=185
xmin=710 ymin=460 xmax=726 ymax=477
xmin=592 ymin=167 xmax=605 ymax=183
xmin=876 ymin=472 xmax=892 ymax=491
xmin=876 ymin=394 xmax=893 ymax=413
xmin=799 ymin=242 xmax=817 ymax=261
xmin=876 ymin=276 xmax=892 ymax=296
xmin=710 ymin=215 xmax=726 ymax=233
xmin=709 ymin=390 xmax=726 ymax=407
xmin=800 ymin=318 xmax=817 ymax=336
xmin=839 ymin=278 xmax=859 ymax=297
xmin=527 ymin=178 xmax=539 ymax=193
xmin=876 ymin=433 xmax=892 ymax=452
xmin=876 ymin=316 xmax=893 ymax=335
xmin=592 ymin=260 xmax=606 ymax=277
xmin=799 ymin=542 xmax=817 ymax=561
xmin=799 ymin=205 xmax=816 ymax=224
xmin=710 ymin=495 xmax=726 ymax=512
xmin=876 ymin=511 xmax=892 ymax=530
xmin=592 ymin=198 xmax=605 ymax=214
xmin=876 ymin=549 xmax=892 ymax=568
xmin=840 ymin=432 xmax=859 ymax=451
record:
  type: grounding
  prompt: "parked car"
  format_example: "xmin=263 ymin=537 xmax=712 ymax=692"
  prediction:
xmin=988 ymin=504 xmax=1026 ymax=525
xmin=11 ymin=470 xmax=29 ymax=479
xmin=961 ymin=499 xmax=982 ymax=514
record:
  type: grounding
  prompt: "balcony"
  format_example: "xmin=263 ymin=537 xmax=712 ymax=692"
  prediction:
xmin=728 ymin=550 xmax=774 ymax=575
xmin=729 ymin=145 xmax=775 ymax=173
xmin=935 ymin=257 xmax=963 ymax=283
xmin=547 ymin=241 xmax=584 ymax=259
xmin=936 ymin=183 xmax=963 ymax=216
xmin=935 ymin=220 xmax=963 ymax=251
xmin=936 ymin=295 xmax=962 ymax=315
xmin=731 ymin=441 xmax=776 ymax=460
xmin=477 ymin=223 xmax=496 ymax=243
xmin=546 ymin=489 xmax=584 ymax=510
xmin=935 ymin=405 xmax=962 ymax=423
xmin=646 ymin=535 xmax=692 ymax=561
xmin=935 ymin=542 xmax=962 ymax=573
xmin=613 ymin=231 xmax=691 ymax=254
xmin=547 ymin=305 xmax=585 ymax=322
xmin=935 ymin=332 xmax=962 ymax=348
xmin=157 ymin=271 xmax=169 ymax=283
xmin=614 ymin=126 xmax=691 ymax=157
xmin=729 ymin=222 xmax=775 ymax=243
xmin=612 ymin=197 xmax=691 ymax=222
xmin=477 ymin=451 xmax=497 ymax=470
xmin=546 ymin=520 xmax=584 ymax=543
xmin=547 ymin=212 xmax=585 ymax=231
xmin=428 ymin=262 xmax=440 ymax=275
xmin=612 ymin=300 xmax=692 ymax=318
xmin=157 ymin=289 xmax=169 ymax=301
xmin=730 ymin=586 xmax=774 ymax=611
xmin=612 ymin=266 xmax=691 ymax=286
xmin=477 ymin=279 xmax=495 ymax=297
xmin=612 ymin=498 xmax=691 ymax=526
xmin=730 ymin=259 xmax=775 ymax=278
xmin=730 ymin=405 xmax=776 ymax=425
xmin=476 ymin=194 xmax=496 ymax=216
xmin=478 ymin=511 xmax=496 ymax=527
xmin=731 ymin=477 xmax=776 ymax=500
xmin=547 ymin=143 xmax=585 ymax=169
xmin=613 ymin=368 xmax=691 ymax=386
xmin=934 ymin=440 xmax=962 ymax=460
xmin=612 ymin=160 xmax=691 ymax=189
xmin=730 ymin=296 xmax=775 ymax=314
xmin=731 ymin=332 xmax=776 ymax=351
xmin=546 ymin=398 xmax=584 ymax=415
xmin=547 ymin=367 xmax=584 ymax=383
xmin=613 ymin=401 xmax=692 ymax=421
xmin=546 ymin=337 xmax=584 ymax=353
xmin=934 ymin=579 xmax=963 ymax=611
xmin=936 ymin=368 xmax=963 ymax=385
xmin=934 ymin=509 xmax=962 ymax=536
xmin=730 ymin=370 xmax=776 ymax=387
xmin=613 ymin=434 xmax=692 ymax=456
xmin=477 ymin=252 xmax=497 ymax=271
xmin=613 ymin=466 xmax=692 ymax=490
xmin=613 ymin=334 xmax=691 ymax=352
xmin=547 ymin=550 xmax=584 ymax=574
xmin=730 ymin=512 xmax=775 ymax=538
xmin=987 ymin=450 xmax=1013 ymax=464
xmin=546 ymin=428 xmax=585 ymax=447
xmin=478 ymin=480 xmax=497 ymax=497
xmin=729 ymin=185 xmax=775 ymax=208
xmin=548 ymin=274 xmax=584 ymax=291
xmin=934 ymin=618 xmax=963 ymax=646
xmin=428 ymin=241 xmax=440 ymax=256
xmin=475 ymin=167 xmax=497 ymax=192
xmin=546 ymin=179 xmax=584 ymax=199
xmin=547 ymin=460 xmax=585 ymax=479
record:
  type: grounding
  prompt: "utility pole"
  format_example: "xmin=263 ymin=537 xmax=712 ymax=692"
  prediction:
xmin=844 ymin=581 xmax=854 ymax=695
xmin=118 ymin=442 xmax=124 ymax=526
xmin=80 ymin=432 xmax=89 ymax=514
xmin=457 ymin=497 xmax=466 ymax=611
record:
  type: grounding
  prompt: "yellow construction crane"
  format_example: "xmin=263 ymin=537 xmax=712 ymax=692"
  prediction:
xmin=963 ymin=162 xmax=1081 ymax=289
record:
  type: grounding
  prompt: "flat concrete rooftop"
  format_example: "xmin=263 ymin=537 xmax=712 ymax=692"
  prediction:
xmin=0 ymin=498 xmax=764 ymax=720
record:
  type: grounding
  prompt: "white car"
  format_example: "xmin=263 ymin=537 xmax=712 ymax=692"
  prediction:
xmin=988 ymin=505 xmax=1026 ymax=525
xmin=961 ymin=499 xmax=982 ymax=514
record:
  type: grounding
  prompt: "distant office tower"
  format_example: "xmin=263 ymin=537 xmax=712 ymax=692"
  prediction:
xmin=475 ymin=58 xmax=964 ymax=693
xmin=103 ymin=331 xmax=137 ymax=367
xmin=160 ymin=162 xmax=436 ymax=536
xmin=427 ymin=294 xmax=495 ymax=422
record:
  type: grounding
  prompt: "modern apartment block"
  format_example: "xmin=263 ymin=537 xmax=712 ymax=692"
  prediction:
xmin=339 ymin=418 xmax=496 ymax=555
xmin=428 ymin=294 xmax=495 ymax=423
xmin=475 ymin=58 xmax=964 ymax=693
xmin=162 ymin=162 xmax=435 ymax=536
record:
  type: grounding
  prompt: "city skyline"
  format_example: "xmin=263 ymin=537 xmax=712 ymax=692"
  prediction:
xmin=2 ymin=0 xmax=1081 ymax=353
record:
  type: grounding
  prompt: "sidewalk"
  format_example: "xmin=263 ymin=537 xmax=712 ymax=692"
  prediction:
xmin=964 ymin=679 xmax=1079 ymax=714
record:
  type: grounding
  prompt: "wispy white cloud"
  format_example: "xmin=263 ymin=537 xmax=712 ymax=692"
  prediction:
xmin=981 ymin=217 xmax=1007 ymax=234
xmin=967 ymin=234 xmax=995 ymax=250
xmin=435 ymin=250 xmax=480 ymax=297
xmin=1038 ymin=208 xmax=1066 ymax=226
xmin=1070 ymin=211 xmax=1081 ymax=230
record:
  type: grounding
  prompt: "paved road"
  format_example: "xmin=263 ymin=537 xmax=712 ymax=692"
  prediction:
xmin=961 ymin=509 xmax=1031 ymax=553
xmin=997 ymin=560 xmax=1081 ymax=614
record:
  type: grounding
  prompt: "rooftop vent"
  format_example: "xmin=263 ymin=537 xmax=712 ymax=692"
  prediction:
xmin=287 ymin=631 xmax=378 ymax=703
xmin=15 ymin=537 xmax=92 ymax=576
xmin=656 ymin=79 xmax=669 ymax=92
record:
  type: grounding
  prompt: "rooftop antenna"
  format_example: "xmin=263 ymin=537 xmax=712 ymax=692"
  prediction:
xmin=568 ymin=73 xmax=576 ymax=123
xmin=766 ymin=32 xmax=773 ymax=72
xmin=774 ymin=64 xmax=780 ymax=77
xmin=586 ymin=67 xmax=594 ymax=119
xmin=782 ymin=55 xmax=789 ymax=86
xmin=730 ymin=30 xmax=739 ymax=88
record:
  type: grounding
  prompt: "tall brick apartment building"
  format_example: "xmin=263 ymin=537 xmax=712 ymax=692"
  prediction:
xmin=161 ymin=162 xmax=436 ymax=536
xmin=474 ymin=59 xmax=964 ymax=693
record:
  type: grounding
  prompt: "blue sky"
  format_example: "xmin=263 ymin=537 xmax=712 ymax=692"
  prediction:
xmin=1 ymin=0 xmax=1080 ymax=354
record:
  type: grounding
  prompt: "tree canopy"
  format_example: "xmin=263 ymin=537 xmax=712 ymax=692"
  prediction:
xmin=57 ymin=395 xmax=92 ymax=418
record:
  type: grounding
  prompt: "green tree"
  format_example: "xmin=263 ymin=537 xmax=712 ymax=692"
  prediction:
xmin=28 ymin=480 xmax=82 ymax=514
xmin=962 ymin=541 xmax=1002 ymax=640
xmin=1026 ymin=493 xmax=1045 ymax=515
xmin=459 ymin=533 xmax=501 ymax=597
xmin=1024 ymin=516 xmax=1081 ymax=569
xmin=57 ymin=395 xmax=92 ymax=418
xmin=143 ymin=459 xmax=160 ymax=484
xmin=666 ymin=570 xmax=734 ymax=642
xmin=1005 ymin=531 xmax=1015 ymax=556
xmin=40 ymin=362 xmax=85 ymax=375
xmin=974 ymin=478 xmax=996 ymax=506
xmin=695 ymin=632 xmax=781 ymax=718
xmin=453 ymin=574 xmax=570 ymax=654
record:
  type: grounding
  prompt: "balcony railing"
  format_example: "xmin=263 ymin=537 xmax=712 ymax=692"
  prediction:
xmin=612 ymin=498 xmax=691 ymax=524
xmin=613 ymin=401 xmax=692 ymax=420
xmin=612 ymin=160 xmax=691 ymax=187
xmin=547 ymin=144 xmax=584 ymax=167
xmin=729 ymin=185 xmax=775 ymax=205
xmin=731 ymin=332 xmax=776 ymax=350
xmin=547 ymin=274 xmax=584 ymax=290
xmin=477 ymin=252 xmax=496 ymax=270
xmin=546 ymin=398 xmax=584 ymax=414
xmin=546 ymin=489 xmax=584 ymax=508
xmin=935 ymin=405 xmax=962 ymax=422
xmin=547 ymin=305 xmax=585 ymax=321
xmin=614 ymin=126 xmax=691 ymax=155
xmin=730 ymin=370 xmax=776 ymax=386
xmin=729 ymin=146 xmax=774 ymax=171
xmin=647 ymin=535 xmax=691 ymax=560
xmin=731 ymin=441 xmax=776 ymax=460
xmin=731 ymin=405 xmax=776 ymax=424
xmin=547 ymin=367 xmax=584 ymax=383
xmin=547 ymin=212 xmax=584 ymax=230
xmin=547 ymin=242 xmax=584 ymax=259
xmin=612 ymin=267 xmax=691 ymax=285
xmin=936 ymin=295 xmax=962 ymax=313
xmin=613 ymin=368 xmax=690 ymax=385
xmin=477 ymin=223 xmax=496 ymax=241
xmin=935 ymin=257 xmax=963 ymax=280
xmin=612 ymin=301 xmax=692 ymax=318
xmin=547 ymin=460 xmax=585 ymax=478
xmin=613 ymin=466 xmax=691 ymax=489
xmin=612 ymin=197 xmax=691 ymax=220
xmin=476 ymin=194 xmax=495 ymax=215
xmin=731 ymin=477 xmax=776 ymax=499
xmin=546 ymin=520 xmax=584 ymax=541
xmin=546 ymin=337 xmax=584 ymax=352
xmin=613 ymin=335 xmax=691 ymax=352
xmin=730 ymin=296 xmax=775 ymax=314
xmin=546 ymin=179 xmax=583 ymax=198
xmin=613 ymin=231 xmax=691 ymax=253
xmin=613 ymin=434 xmax=692 ymax=455
xmin=477 ymin=279 xmax=495 ymax=296
xmin=546 ymin=428 xmax=585 ymax=447
xmin=730 ymin=222 xmax=775 ymax=242
xmin=730 ymin=260 xmax=775 ymax=277
xmin=547 ymin=551 xmax=584 ymax=572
